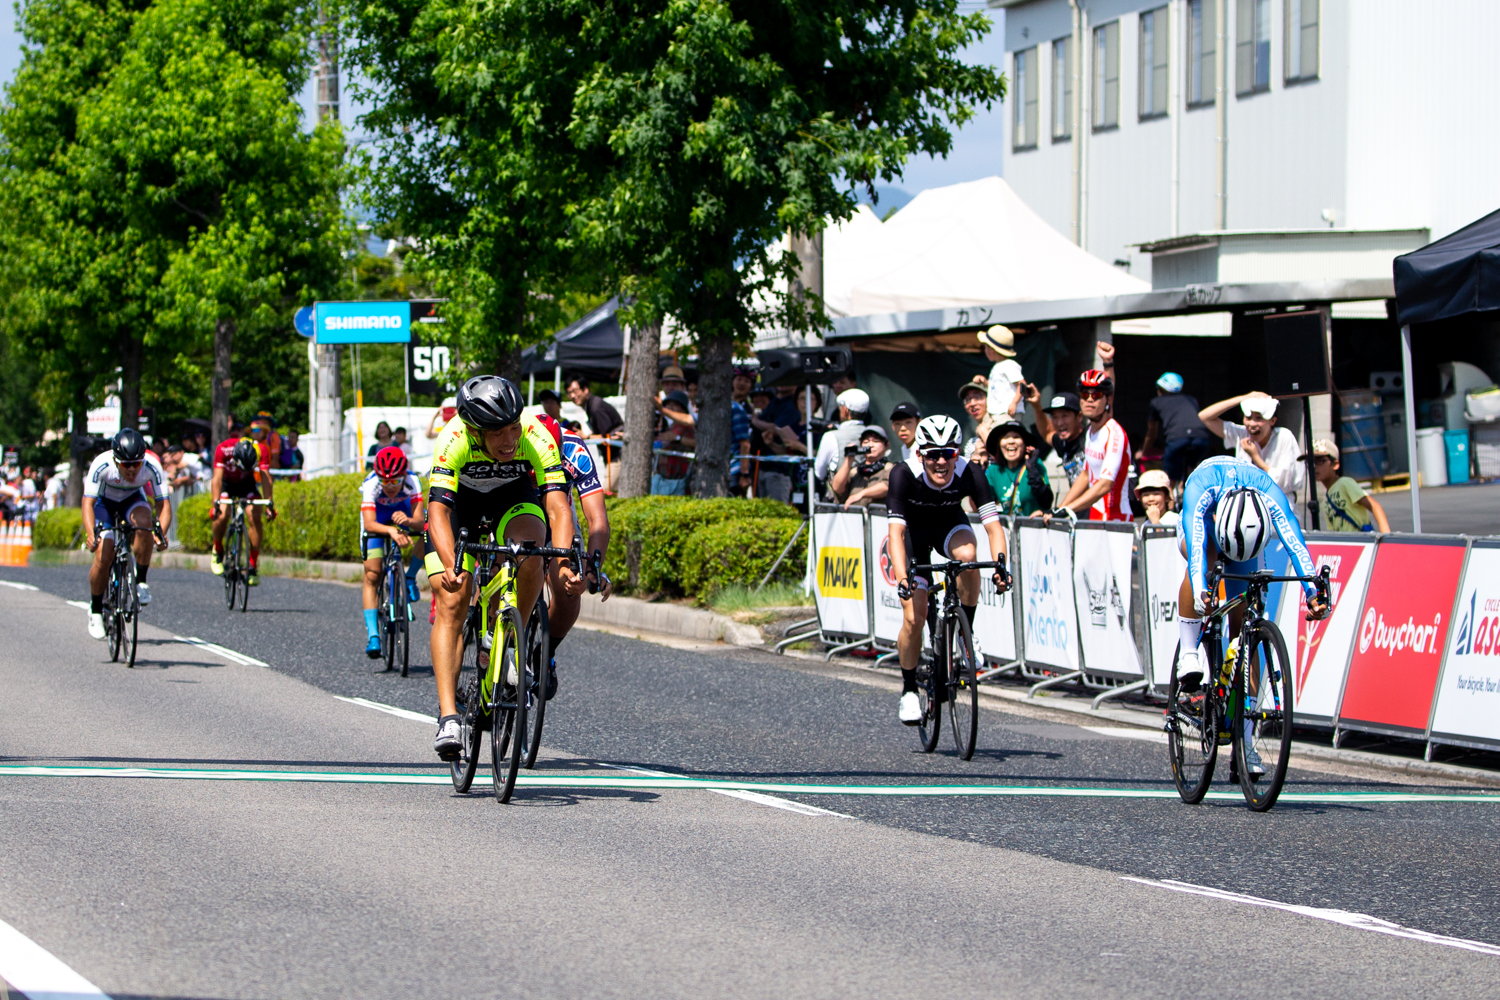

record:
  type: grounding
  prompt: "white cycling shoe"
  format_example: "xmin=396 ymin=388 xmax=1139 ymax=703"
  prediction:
xmin=898 ymin=691 xmax=922 ymax=726
xmin=136 ymin=582 xmax=151 ymax=607
xmin=1242 ymin=714 xmax=1266 ymax=779
xmin=1176 ymin=646 xmax=1207 ymax=691
xmin=87 ymin=613 xmax=106 ymax=640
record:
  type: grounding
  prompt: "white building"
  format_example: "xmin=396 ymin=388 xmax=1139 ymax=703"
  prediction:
xmin=994 ymin=0 xmax=1500 ymax=282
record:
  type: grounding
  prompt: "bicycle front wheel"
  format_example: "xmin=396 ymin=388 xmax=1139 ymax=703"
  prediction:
xmin=122 ymin=580 xmax=139 ymax=669
xmin=238 ymin=543 xmax=250 ymax=612
xmin=946 ymin=611 xmax=981 ymax=761
xmin=523 ymin=597 xmax=549 ymax=769
xmin=1234 ymin=621 xmax=1294 ymax=812
xmin=224 ymin=532 xmax=240 ymax=611
xmin=393 ymin=563 xmax=410 ymax=678
xmin=450 ymin=618 xmax=485 ymax=794
xmin=105 ymin=584 xmax=122 ymax=663
xmin=377 ymin=567 xmax=395 ymax=673
xmin=1166 ymin=643 xmax=1218 ymax=804
xmin=492 ymin=606 xmax=528 ymax=803
xmin=915 ymin=668 xmax=941 ymax=753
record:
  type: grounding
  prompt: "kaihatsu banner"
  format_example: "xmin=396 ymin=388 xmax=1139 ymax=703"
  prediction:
xmin=1141 ymin=527 xmax=1186 ymax=688
xmin=1428 ymin=542 xmax=1500 ymax=751
xmin=967 ymin=515 xmax=1017 ymax=663
xmin=1071 ymin=523 xmax=1141 ymax=678
xmin=812 ymin=508 xmax=868 ymax=638
xmin=1017 ymin=520 xmax=1078 ymax=672
xmin=869 ymin=509 xmax=904 ymax=644
xmin=1336 ymin=537 xmax=1467 ymax=738
xmin=1271 ymin=534 xmax=1376 ymax=726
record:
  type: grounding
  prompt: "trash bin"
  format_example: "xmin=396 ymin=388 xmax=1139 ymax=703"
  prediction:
xmin=1416 ymin=427 xmax=1448 ymax=487
xmin=1444 ymin=429 xmax=1470 ymax=484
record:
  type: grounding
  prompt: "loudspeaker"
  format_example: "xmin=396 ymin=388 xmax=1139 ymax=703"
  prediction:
xmin=1261 ymin=310 xmax=1331 ymax=397
xmin=755 ymin=346 xmax=854 ymax=388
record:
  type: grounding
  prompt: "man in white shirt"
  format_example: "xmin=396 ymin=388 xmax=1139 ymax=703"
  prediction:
xmin=1198 ymin=391 xmax=1305 ymax=503
xmin=978 ymin=325 xmax=1024 ymax=422
xmin=814 ymin=387 xmax=870 ymax=485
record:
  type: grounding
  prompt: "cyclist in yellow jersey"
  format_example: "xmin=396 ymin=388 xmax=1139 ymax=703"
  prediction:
xmin=425 ymin=375 xmax=583 ymax=760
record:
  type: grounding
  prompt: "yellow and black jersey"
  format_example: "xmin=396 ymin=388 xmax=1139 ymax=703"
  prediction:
xmin=427 ymin=412 xmax=567 ymax=509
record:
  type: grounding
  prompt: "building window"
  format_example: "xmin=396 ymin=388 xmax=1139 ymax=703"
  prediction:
xmin=1012 ymin=46 xmax=1039 ymax=150
xmin=1285 ymin=0 xmax=1319 ymax=81
xmin=1051 ymin=36 xmax=1072 ymax=140
xmin=1236 ymin=0 xmax=1271 ymax=95
xmin=1139 ymin=7 xmax=1169 ymax=119
xmin=1092 ymin=21 xmax=1119 ymax=130
xmin=1186 ymin=0 xmax=1215 ymax=108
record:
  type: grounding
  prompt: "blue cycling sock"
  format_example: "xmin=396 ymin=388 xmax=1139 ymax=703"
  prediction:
xmin=363 ymin=608 xmax=379 ymax=638
xmin=405 ymin=556 xmax=421 ymax=581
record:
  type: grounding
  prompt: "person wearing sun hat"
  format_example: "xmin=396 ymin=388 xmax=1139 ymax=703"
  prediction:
xmin=1133 ymin=469 xmax=1179 ymax=526
xmin=1198 ymin=389 xmax=1305 ymax=503
xmin=977 ymin=325 xmax=1025 ymax=421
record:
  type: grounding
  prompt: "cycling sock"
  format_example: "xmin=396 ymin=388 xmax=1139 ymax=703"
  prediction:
xmin=1178 ymin=616 xmax=1203 ymax=653
xmin=136 ymin=565 xmax=148 ymax=583
xmin=213 ymin=542 xmax=223 ymax=556
xmin=961 ymin=604 xmax=977 ymax=629
xmin=901 ymin=668 xmax=918 ymax=694
xmin=363 ymin=608 xmax=379 ymax=638
xmin=90 ymin=594 xmax=103 ymax=614
xmin=248 ymin=549 xmax=259 ymax=569
xmin=405 ymin=556 xmax=421 ymax=581
xmin=548 ymin=633 xmax=565 ymax=662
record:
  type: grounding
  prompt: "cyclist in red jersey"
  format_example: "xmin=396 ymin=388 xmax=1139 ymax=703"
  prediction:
xmin=209 ymin=436 xmax=276 ymax=584
xmin=1047 ymin=370 xmax=1132 ymax=522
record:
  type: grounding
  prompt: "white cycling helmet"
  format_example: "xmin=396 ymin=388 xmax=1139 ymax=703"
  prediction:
xmin=914 ymin=414 xmax=963 ymax=452
xmin=1214 ymin=488 xmax=1272 ymax=562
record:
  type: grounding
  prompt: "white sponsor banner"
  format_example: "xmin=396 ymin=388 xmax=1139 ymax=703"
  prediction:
xmin=870 ymin=512 xmax=904 ymax=643
xmin=1271 ymin=536 xmax=1376 ymax=723
xmin=969 ymin=517 xmax=1017 ymax=662
xmin=1072 ymin=525 xmax=1142 ymax=678
xmin=1019 ymin=523 xmax=1078 ymax=671
xmin=1142 ymin=529 xmax=1186 ymax=688
xmin=1429 ymin=545 xmax=1500 ymax=746
xmin=812 ymin=509 xmax=868 ymax=637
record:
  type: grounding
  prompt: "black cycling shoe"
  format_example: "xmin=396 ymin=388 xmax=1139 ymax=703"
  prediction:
xmin=544 ymin=660 xmax=558 ymax=701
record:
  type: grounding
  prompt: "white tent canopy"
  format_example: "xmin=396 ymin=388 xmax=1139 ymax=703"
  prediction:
xmin=824 ymin=176 xmax=1150 ymax=317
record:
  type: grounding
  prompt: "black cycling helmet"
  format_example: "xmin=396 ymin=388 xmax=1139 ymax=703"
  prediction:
xmin=232 ymin=438 xmax=261 ymax=471
xmin=456 ymin=375 xmax=524 ymax=430
xmin=113 ymin=428 xmax=147 ymax=463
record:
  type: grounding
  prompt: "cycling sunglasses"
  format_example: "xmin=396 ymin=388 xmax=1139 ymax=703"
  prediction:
xmin=1077 ymin=389 xmax=1107 ymax=401
xmin=920 ymin=447 xmax=959 ymax=461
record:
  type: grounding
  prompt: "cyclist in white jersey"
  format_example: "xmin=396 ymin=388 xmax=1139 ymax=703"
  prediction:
xmin=81 ymin=429 xmax=169 ymax=638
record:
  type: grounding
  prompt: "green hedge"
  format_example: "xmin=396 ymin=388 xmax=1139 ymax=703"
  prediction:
xmin=175 ymin=473 xmax=367 ymax=560
xmin=175 ymin=494 xmax=215 ymax=553
xmin=681 ymin=517 xmax=805 ymax=602
xmin=33 ymin=507 xmax=84 ymax=549
xmin=600 ymin=495 xmax=797 ymax=594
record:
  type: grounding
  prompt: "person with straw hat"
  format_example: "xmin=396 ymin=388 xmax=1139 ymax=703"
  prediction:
xmin=977 ymin=325 xmax=1025 ymax=421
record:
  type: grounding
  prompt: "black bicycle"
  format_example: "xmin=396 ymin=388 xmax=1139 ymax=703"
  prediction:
xmin=903 ymin=558 xmax=1008 ymax=760
xmin=96 ymin=518 xmax=158 ymax=669
xmin=221 ymin=497 xmax=271 ymax=612
xmin=372 ymin=534 xmax=412 ymax=676
xmin=1165 ymin=562 xmax=1330 ymax=811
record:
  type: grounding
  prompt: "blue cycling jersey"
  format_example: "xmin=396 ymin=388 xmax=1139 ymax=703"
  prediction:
xmin=1180 ymin=455 xmax=1316 ymax=606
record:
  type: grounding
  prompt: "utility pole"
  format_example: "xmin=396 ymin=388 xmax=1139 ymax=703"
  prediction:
xmin=309 ymin=11 xmax=344 ymax=473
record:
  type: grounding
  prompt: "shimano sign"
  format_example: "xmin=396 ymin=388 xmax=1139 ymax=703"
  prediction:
xmin=314 ymin=301 xmax=411 ymax=344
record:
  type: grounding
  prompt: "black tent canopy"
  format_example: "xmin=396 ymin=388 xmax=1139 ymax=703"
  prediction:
xmin=521 ymin=297 xmax=625 ymax=377
xmin=1393 ymin=208 xmax=1500 ymax=326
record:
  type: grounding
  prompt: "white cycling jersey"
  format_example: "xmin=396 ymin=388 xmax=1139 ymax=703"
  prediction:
xmin=83 ymin=452 xmax=165 ymax=504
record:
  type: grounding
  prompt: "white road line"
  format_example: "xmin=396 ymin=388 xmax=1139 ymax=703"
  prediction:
xmin=0 ymin=915 xmax=112 ymax=999
xmin=1082 ymin=726 xmax=1169 ymax=744
xmin=1122 ymin=877 xmax=1500 ymax=957
xmin=0 ymin=580 xmax=39 ymax=591
xmin=334 ymin=696 xmax=437 ymax=724
xmin=600 ymin=763 xmax=852 ymax=818
xmin=172 ymin=636 xmax=268 ymax=668
xmin=65 ymin=600 xmax=91 ymax=611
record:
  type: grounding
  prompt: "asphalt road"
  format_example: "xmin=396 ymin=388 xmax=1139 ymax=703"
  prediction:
xmin=3 ymin=563 xmax=1500 ymax=998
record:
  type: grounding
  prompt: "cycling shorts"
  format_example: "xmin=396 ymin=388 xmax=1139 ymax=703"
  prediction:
xmin=219 ymin=477 xmax=261 ymax=501
xmin=424 ymin=479 xmax=546 ymax=577
xmin=93 ymin=493 xmax=150 ymax=543
xmin=362 ymin=530 xmax=420 ymax=560
xmin=901 ymin=508 xmax=976 ymax=591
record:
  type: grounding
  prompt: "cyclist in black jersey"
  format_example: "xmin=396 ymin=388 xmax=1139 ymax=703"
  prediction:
xmin=886 ymin=415 xmax=1011 ymax=725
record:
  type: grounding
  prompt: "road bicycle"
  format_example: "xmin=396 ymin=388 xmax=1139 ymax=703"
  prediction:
xmin=220 ymin=497 xmax=272 ymax=613
xmin=370 ymin=531 xmax=413 ymax=676
xmin=1165 ymin=561 xmax=1330 ymax=811
xmin=903 ymin=557 xmax=1008 ymax=760
xmin=447 ymin=525 xmax=578 ymax=803
xmin=96 ymin=516 xmax=160 ymax=669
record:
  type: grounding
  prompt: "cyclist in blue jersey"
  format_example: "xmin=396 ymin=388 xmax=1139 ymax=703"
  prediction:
xmin=359 ymin=446 xmax=425 ymax=657
xmin=1175 ymin=455 xmax=1329 ymax=773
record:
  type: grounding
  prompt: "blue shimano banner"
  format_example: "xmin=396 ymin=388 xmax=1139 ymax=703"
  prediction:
xmin=314 ymin=301 xmax=411 ymax=344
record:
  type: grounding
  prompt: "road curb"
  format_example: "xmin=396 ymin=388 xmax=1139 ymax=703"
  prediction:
xmin=574 ymin=594 xmax=764 ymax=646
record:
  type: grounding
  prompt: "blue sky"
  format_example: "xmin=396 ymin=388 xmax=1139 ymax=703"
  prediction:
xmin=1 ymin=6 xmax=1005 ymax=199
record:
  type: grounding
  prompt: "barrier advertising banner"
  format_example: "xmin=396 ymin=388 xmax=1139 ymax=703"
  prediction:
xmin=968 ymin=517 xmax=1017 ymax=663
xmin=1428 ymin=542 xmax=1500 ymax=750
xmin=1270 ymin=535 xmax=1376 ymax=725
xmin=1072 ymin=525 xmax=1142 ymax=678
xmin=1018 ymin=521 xmax=1078 ymax=671
xmin=869 ymin=511 xmax=903 ymax=643
xmin=1336 ymin=538 xmax=1467 ymax=737
xmin=1141 ymin=528 xmax=1186 ymax=688
xmin=812 ymin=509 xmax=868 ymax=638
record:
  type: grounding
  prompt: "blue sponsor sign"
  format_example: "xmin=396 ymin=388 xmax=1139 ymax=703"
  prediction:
xmin=314 ymin=301 xmax=411 ymax=344
xmin=293 ymin=305 xmax=315 ymax=338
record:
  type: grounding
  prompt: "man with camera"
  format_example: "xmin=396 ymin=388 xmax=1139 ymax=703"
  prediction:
xmin=829 ymin=426 xmax=893 ymax=508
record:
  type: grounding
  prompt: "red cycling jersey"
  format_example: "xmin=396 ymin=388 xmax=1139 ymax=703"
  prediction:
xmin=1083 ymin=418 xmax=1132 ymax=521
xmin=214 ymin=437 xmax=269 ymax=486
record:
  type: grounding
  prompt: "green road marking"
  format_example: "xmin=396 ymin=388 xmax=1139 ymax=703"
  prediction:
xmin=2 ymin=765 xmax=1498 ymax=803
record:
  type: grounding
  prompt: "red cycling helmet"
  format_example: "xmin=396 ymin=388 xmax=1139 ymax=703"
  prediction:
xmin=1076 ymin=369 xmax=1114 ymax=396
xmin=374 ymin=445 xmax=408 ymax=479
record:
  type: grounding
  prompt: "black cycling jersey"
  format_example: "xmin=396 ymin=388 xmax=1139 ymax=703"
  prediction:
xmin=886 ymin=455 xmax=1001 ymax=527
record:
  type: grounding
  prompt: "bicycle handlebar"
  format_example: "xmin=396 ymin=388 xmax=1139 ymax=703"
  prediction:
xmin=451 ymin=527 xmax=577 ymax=577
xmin=908 ymin=559 xmax=1007 ymax=572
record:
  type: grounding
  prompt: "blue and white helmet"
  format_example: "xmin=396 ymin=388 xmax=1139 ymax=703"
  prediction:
xmin=1214 ymin=488 xmax=1271 ymax=562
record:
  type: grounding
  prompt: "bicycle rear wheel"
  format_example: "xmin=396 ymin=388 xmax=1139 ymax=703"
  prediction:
xmin=1234 ymin=621 xmax=1294 ymax=812
xmin=523 ymin=597 xmax=549 ymax=769
xmin=492 ymin=606 xmax=528 ymax=803
xmin=946 ymin=611 xmax=981 ymax=761
xmin=1166 ymin=643 xmax=1218 ymax=804
xmin=450 ymin=617 xmax=485 ymax=793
